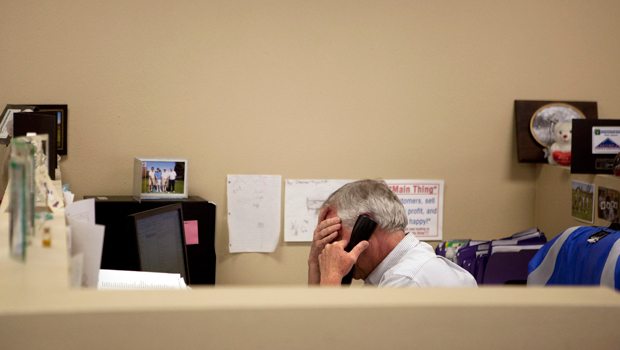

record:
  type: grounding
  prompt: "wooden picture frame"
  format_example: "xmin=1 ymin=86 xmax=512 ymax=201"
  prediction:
xmin=33 ymin=104 xmax=68 ymax=155
xmin=515 ymin=100 xmax=598 ymax=163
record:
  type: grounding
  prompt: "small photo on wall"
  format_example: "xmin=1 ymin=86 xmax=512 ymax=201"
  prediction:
xmin=133 ymin=157 xmax=188 ymax=201
xmin=571 ymin=180 xmax=594 ymax=223
xmin=597 ymin=186 xmax=619 ymax=223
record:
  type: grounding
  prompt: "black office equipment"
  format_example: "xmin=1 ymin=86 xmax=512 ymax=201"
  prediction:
xmin=85 ymin=196 xmax=216 ymax=285
xmin=128 ymin=204 xmax=191 ymax=284
xmin=572 ymin=119 xmax=620 ymax=174
xmin=342 ymin=215 xmax=377 ymax=285
xmin=13 ymin=112 xmax=57 ymax=180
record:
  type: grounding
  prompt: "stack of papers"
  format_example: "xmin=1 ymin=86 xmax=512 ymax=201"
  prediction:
xmin=97 ymin=269 xmax=188 ymax=290
xmin=65 ymin=198 xmax=105 ymax=288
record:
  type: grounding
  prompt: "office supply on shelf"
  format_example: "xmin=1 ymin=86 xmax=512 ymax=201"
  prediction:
xmin=67 ymin=217 xmax=105 ymax=288
xmin=453 ymin=241 xmax=488 ymax=278
xmin=128 ymin=204 xmax=190 ymax=284
xmin=482 ymin=229 xmax=546 ymax=285
xmin=483 ymin=245 xmax=543 ymax=285
xmin=63 ymin=191 xmax=75 ymax=206
xmin=34 ymin=164 xmax=64 ymax=212
xmin=65 ymin=198 xmax=95 ymax=225
xmin=8 ymin=137 xmax=35 ymax=261
xmin=24 ymin=134 xmax=48 ymax=176
xmin=439 ymin=228 xmax=547 ymax=285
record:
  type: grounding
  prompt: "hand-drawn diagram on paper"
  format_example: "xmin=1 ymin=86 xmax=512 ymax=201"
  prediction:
xmin=284 ymin=179 xmax=353 ymax=242
xmin=227 ymin=175 xmax=281 ymax=253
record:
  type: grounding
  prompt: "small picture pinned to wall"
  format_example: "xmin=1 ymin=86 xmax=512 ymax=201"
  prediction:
xmin=572 ymin=180 xmax=594 ymax=223
xmin=597 ymin=186 xmax=619 ymax=223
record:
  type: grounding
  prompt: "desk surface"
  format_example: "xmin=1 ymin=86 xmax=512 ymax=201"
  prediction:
xmin=0 ymin=185 xmax=69 ymax=295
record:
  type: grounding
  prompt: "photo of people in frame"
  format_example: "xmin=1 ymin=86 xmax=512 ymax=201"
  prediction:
xmin=140 ymin=160 xmax=185 ymax=195
xmin=597 ymin=186 xmax=619 ymax=223
xmin=571 ymin=180 xmax=594 ymax=223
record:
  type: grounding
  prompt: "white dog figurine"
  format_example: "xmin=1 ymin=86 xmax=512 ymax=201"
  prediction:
xmin=547 ymin=121 xmax=572 ymax=166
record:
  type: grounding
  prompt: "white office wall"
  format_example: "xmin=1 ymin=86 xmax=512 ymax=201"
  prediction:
xmin=1 ymin=0 xmax=619 ymax=284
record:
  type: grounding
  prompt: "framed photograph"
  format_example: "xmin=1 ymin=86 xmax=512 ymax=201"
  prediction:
xmin=0 ymin=105 xmax=36 ymax=143
xmin=133 ymin=158 xmax=188 ymax=201
xmin=598 ymin=186 xmax=619 ymax=223
xmin=33 ymin=105 xmax=68 ymax=155
xmin=515 ymin=100 xmax=598 ymax=163
xmin=571 ymin=180 xmax=594 ymax=224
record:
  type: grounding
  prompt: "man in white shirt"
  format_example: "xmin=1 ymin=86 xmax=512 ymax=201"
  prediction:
xmin=169 ymin=167 xmax=176 ymax=193
xmin=148 ymin=167 xmax=155 ymax=193
xmin=162 ymin=169 xmax=170 ymax=193
xmin=308 ymin=179 xmax=477 ymax=287
xmin=155 ymin=168 xmax=162 ymax=193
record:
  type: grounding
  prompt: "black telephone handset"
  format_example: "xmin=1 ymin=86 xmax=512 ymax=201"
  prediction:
xmin=341 ymin=215 xmax=377 ymax=285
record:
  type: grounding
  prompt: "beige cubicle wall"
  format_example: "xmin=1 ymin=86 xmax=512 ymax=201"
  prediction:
xmin=2 ymin=0 xmax=620 ymax=285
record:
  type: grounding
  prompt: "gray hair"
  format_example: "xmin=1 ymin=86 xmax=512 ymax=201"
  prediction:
xmin=322 ymin=179 xmax=407 ymax=233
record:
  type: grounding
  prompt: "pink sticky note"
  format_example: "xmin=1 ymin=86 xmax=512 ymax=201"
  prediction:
xmin=184 ymin=220 xmax=199 ymax=245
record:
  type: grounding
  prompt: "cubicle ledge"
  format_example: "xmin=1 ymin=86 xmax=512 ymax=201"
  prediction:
xmin=1 ymin=286 xmax=620 ymax=350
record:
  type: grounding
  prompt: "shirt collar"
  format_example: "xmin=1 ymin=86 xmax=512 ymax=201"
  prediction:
xmin=364 ymin=233 xmax=420 ymax=285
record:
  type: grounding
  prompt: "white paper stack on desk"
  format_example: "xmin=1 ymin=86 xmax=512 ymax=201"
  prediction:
xmin=98 ymin=269 xmax=188 ymax=290
xmin=65 ymin=198 xmax=104 ymax=288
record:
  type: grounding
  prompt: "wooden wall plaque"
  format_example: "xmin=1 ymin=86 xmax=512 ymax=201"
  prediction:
xmin=515 ymin=100 xmax=598 ymax=163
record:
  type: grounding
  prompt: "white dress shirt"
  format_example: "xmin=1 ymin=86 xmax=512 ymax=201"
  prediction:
xmin=365 ymin=233 xmax=478 ymax=287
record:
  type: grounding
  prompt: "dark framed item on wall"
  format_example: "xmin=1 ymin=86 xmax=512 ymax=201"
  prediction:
xmin=571 ymin=119 xmax=620 ymax=175
xmin=515 ymin=100 xmax=598 ymax=163
xmin=0 ymin=104 xmax=36 ymax=144
xmin=13 ymin=112 xmax=58 ymax=180
xmin=33 ymin=104 xmax=68 ymax=155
